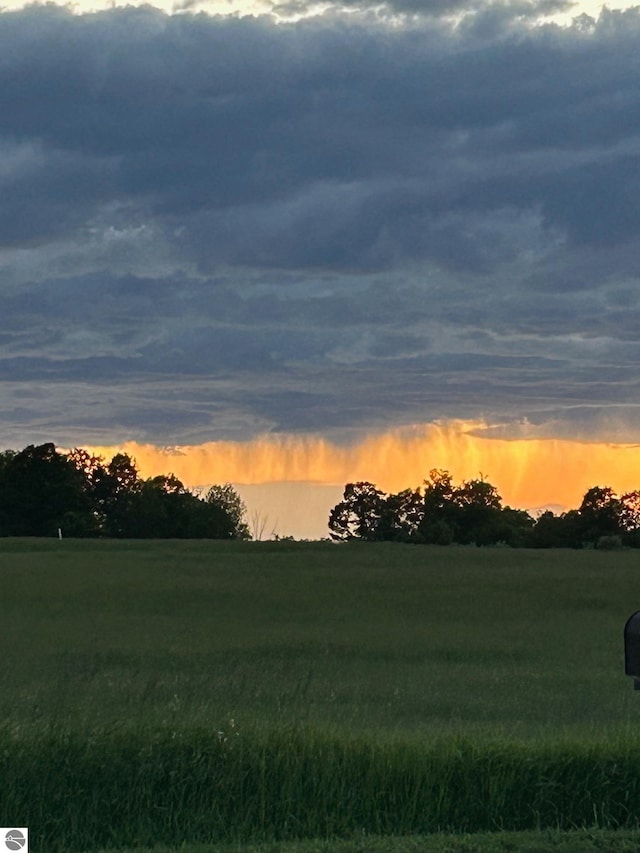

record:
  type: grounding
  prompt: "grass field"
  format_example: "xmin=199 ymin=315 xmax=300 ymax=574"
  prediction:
xmin=2 ymin=538 xmax=640 ymax=851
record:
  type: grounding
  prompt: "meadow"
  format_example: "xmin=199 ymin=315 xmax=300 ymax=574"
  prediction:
xmin=2 ymin=538 xmax=640 ymax=852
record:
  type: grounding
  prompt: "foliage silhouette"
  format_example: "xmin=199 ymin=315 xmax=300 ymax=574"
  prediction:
xmin=0 ymin=443 xmax=247 ymax=540
xmin=329 ymin=468 xmax=640 ymax=548
xmin=204 ymin=483 xmax=251 ymax=540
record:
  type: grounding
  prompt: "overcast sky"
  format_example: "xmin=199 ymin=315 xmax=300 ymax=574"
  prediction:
xmin=2 ymin=0 xmax=640 ymax=453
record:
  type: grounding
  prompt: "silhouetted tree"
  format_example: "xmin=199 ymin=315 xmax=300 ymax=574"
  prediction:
xmin=328 ymin=482 xmax=387 ymax=541
xmin=621 ymin=490 xmax=640 ymax=546
xmin=173 ymin=492 xmax=236 ymax=539
xmin=498 ymin=506 xmax=536 ymax=547
xmin=0 ymin=443 xmax=94 ymax=536
xmin=528 ymin=508 xmax=586 ymax=549
xmin=204 ymin=483 xmax=251 ymax=539
xmin=378 ymin=488 xmax=423 ymax=542
xmin=99 ymin=453 xmax=142 ymax=537
xmin=65 ymin=447 xmax=112 ymax=535
xmin=329 ymin=470 xmax=533 ymax=547
xmin=417 ymin=469 xmax=456 ymax=544
xmin=578 ymin=486 xmax=626 ymax=545
xmin=621 ymin=490 xmax=640 ymax=531
xmin=0 ymin=443 xmax=246 ymax=540
xmin=454 ymin=477 xmax=504 ymax=545
xmin=109 ymin=475 xmax=233 ymax=539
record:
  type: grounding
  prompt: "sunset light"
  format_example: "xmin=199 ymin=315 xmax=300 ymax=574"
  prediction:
xmin=86 ymin=422 xmax=640 ymax=538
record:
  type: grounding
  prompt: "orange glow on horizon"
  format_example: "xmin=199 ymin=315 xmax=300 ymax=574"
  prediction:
xmin=86 ymin=420 xmax=640 ymax=513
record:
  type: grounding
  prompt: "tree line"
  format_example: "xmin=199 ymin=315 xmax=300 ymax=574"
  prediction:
xmin=5 ymin=443 xmax=639 ymax=547
xmin=328 ymin=470 xmax=640 ymax=549
xmin=0 ymin=443 xmax=250 ymax=539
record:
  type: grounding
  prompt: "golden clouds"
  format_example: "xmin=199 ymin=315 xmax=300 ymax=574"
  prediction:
xmin=87 ymin=420 xmax=640 ymax=513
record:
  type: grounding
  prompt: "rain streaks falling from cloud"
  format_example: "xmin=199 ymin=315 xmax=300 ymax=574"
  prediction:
xmin=87 ymin=421 xmax=640 ymax=538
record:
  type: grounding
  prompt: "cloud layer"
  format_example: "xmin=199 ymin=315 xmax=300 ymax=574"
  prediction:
xmin=2 ymin=3 xmax=640 ymax=448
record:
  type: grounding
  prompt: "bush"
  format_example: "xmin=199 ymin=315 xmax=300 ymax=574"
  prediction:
xmin=596 ymin=535 xmax=623 ymax=550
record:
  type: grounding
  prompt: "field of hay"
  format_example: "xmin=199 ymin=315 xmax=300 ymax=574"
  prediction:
xmin=2 ymin=538 xmax=640 ymax=852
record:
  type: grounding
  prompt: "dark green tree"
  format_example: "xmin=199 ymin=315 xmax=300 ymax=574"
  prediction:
xmin=65 ymin=447 xmax=112 ymax=535
xmin=577 ymin=486 xmax=626 ymax=545
xmin=378 ymin=488 xmax=423 ymax=542
xmin=497 ymin=506 xmax=536 ymax=547
xmin=101 ymin=453 xmax=142 ymax=538
xmin=417 ymin=469 xmax=457 ymax=544
xmin=620 ymin=490 xmax=640 ymax=546
xmin=529 ymin=509 xmax=585 ymax=549
xmin=0 ymin=443 xmax=248 ymax=540
xmin=328 ymin=482 xmax=387 ymax=541
xmin=171 ymin=492 xmax=236 ymax=539
xmin=204 ymin=483 xmax=251 ymax=540
xmin=454 ymin=477 xmax=504 ymax=545
xmin=0 ymin=443 xmax=94 ymax=536
xmin=101 ymin=470 xmax=237 ymax=539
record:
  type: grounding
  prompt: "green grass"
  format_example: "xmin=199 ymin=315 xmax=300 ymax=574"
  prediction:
xmin=86 ymin=832 xmax=640 ymax=853
xmin=6 ymin=724 xmax=640 ymax=850
xmin=2 ymin=538 xmax=640 ymax=737
xmin=2 ymin=539 xmax=640 ymax=851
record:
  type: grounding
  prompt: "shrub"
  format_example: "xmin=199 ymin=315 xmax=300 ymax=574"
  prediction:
xmin=596 ymin=535 xmax=623 ymax=550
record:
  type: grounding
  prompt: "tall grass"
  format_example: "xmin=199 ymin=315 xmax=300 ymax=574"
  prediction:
xmin=2 ymin=539 xmax=640 ymax=738
xmin=2 ymin=539 xmax=640 ymax=850
xmin=3 ymin=724 xmax=640 ymax=852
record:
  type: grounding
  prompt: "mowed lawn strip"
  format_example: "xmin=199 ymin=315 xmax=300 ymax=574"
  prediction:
xmin=87 ymin=830 xmax=640 ymax=853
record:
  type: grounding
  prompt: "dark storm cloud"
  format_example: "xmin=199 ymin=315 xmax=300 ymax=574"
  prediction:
xmin=271 ymin=0 xmax=573 ymax=21
xmin=2 ymin=3 xmax=640 ymax=444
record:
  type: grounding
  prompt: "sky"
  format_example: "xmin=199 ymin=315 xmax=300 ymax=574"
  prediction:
xmin=2 ymin=0 xmax=640 ymax=537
